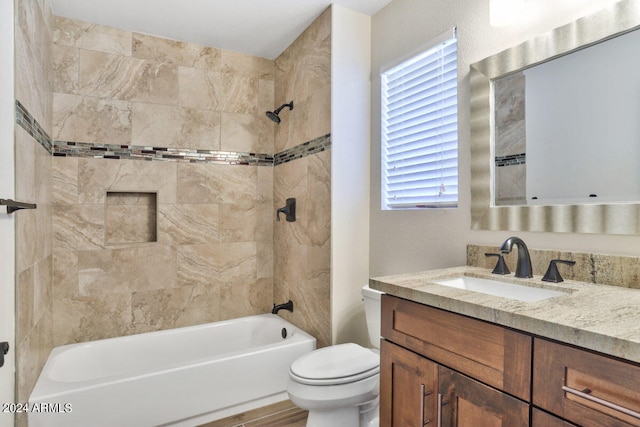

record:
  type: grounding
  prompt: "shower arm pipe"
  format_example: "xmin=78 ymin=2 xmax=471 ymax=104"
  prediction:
xmin=0 ymin=198 xmax=37 ymax=214
xmin=274 ymin=102 xmax=292 ymax=115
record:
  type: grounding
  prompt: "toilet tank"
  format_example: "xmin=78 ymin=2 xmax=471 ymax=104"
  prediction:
xmin=361 ymin=285 xmax=383 ymax=349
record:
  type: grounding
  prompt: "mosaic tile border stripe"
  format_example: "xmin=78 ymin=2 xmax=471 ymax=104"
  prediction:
xmin=53 ymin=141 xmax=276 ymax=166
xmin=274 ymin=134 xmax=332 ymax=166
xmin=15 ymin=100 xmax=331 ymax=166
xmin=495 ymin=153 xmax=526 ymax=167
xmin=15 ymin=100 xmax=53 ymax=154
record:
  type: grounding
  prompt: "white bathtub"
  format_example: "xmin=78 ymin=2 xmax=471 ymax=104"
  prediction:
xmin=29 ymin=314 xmax=316 ymax=427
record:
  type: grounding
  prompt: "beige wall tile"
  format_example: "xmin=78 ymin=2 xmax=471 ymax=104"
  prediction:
xmin=273 ymin=151 xmax=331 ymax=347
xmin=16 ymin=267 xmax=34 ymax=345
xmin=53 ymin=250 xmax=79 ymax=299
xmin=53 ymin=44 xmax=78 ymax=94
xmin=220 ymin=49 xmax=274 ymax=79
xmin=274 ymin=86 xmax=331 ymax=153
xmin=15 ymin=0 xmax=53 ymax=134
xmin=132 ymin=102 xmax=221 ymax=150
xmin=53 ymin=294 xmax=132 ymax=345
xmin=78 ymin=158 xmax=177 ymax=204
xmin=51 ymin=156 xmax=78 ymax=205
xmin=220 ymin=111 xmax=273 ymax=154
xmin=46 ymin=11 xmax=300 ymax=348
xmin=257 ymin=241 xmax=274 ymax=279
xmin=178 ymin=67 xmax=258 ymax=114
xmin=132 ymin=33 xmax=221 ymax=70
xmin=16 ymin=313 xmax=52 ymax=411
xmin=306 ymin=151 xmax=331 ymax=247
xmin=53 ymin=16 xmax=132 ymax=56
xmin=15 ymin=0 xmax=54 ymax=409
xmin=274 ymin=7 xmax=331 ymax=152
xmin=274 ymin=157 xmax=307 ymax=202
xmin=33 ymin=255 xmax=53 ymax=324
xmin=52 ymin=204 xmax=104 ymax=251
xmin=77 ymin=245 xmax=177 ymax=296
xmin=220 ymin=278 xmax=273 ymax=320
xmin=158 ymin=204 xmax=220 ymax=245
xmin=79 ymin=50 xmax=179 ymax=104
xmin=177 ymin=242 xmax=257 ymax=287
xmin=258 ymin=166 xmax=274 ymax=203
xmin=15 ymin=128 xmax=37 ymax=203
xmin=16 ymin=210 xmax=40 ymax=274
xmin=259 ymin=79 xmax=276 ymax=118
xmin=53 ymin=93 xmax=131 ymax=143
xmin=177 ymin=163 xmax=257 ymax=204
xmin=219 ymin=201 xmax=261 ymax=242
xmin=131 ymin=285 xmax=221 ymax=333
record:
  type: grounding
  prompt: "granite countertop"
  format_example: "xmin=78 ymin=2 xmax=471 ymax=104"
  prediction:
xmin=370 ymin=266 xmax=640 ymax=363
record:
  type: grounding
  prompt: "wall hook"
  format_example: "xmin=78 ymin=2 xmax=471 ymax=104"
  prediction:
xmin=276 ymin=198 xmax=296 ymax=222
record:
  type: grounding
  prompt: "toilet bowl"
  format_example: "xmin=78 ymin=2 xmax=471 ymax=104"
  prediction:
xmin=287 ymin=285 xmax=383 ymax=427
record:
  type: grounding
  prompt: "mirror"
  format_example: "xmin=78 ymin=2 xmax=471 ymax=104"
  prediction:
xmin=470 ymin=0 xmax=640 ymax=234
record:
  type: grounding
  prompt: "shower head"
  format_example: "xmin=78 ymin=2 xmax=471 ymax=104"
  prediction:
xmin=266 ymin=101 xmax=294 ymax=124
xmin=266 ymin=111 xmax=281 ymax=124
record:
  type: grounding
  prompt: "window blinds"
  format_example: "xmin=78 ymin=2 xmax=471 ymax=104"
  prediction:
xmin=381 ymin=34 xmax=458 ymax=209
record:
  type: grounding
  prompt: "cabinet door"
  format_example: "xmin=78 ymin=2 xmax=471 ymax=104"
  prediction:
xmin=438 ymin=366 xmax=529 ymax=427
xmin=381 ymin=340 xmax=438 ymax=426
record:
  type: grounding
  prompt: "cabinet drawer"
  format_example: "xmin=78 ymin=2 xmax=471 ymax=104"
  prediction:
xmin=533 ymin=338 xmax=640 ymax=427
xmin=381 ymin=295 xmax=532 ymax=401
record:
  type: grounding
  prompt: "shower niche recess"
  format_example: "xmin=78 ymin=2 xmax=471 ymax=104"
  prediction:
xmin=105 ymin=191 xmax=158 ymax=245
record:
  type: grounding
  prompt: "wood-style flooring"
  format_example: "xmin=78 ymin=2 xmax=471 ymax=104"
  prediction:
xmin=198 ymin=400 xmax=307 ymax=427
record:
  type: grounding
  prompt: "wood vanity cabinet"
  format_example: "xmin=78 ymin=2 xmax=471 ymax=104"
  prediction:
xmin=380 ymin=295 xmax=531 ymax=426
xmin=533 ymin=338 xmax=640 ymax=427
xmin=380 ymin=294 xmax=640 ymax=427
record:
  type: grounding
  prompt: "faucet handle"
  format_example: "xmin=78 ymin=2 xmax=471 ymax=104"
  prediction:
xmin=485 ymin=253 xmax=510 ymax=275
xmin=542 ymin=259 xmax=576 ymax=283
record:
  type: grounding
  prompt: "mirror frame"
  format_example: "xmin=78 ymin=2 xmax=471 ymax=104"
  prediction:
xmin=470 ymin=0 xmax=640 ymax=234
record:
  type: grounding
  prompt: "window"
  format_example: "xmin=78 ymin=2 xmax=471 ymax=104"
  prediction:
xmin=381 ymin=30 xmax=458 ymax=209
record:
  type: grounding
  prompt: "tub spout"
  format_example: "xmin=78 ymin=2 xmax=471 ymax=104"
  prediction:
xmin=272 ymin=300 xmax=293 ymax=315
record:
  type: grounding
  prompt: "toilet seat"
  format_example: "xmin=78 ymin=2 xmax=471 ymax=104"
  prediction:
xmin=289 ymin=343 xmax=380 ymax=386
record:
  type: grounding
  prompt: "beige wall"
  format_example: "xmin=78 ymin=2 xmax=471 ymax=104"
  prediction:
xmin=273 ymin=8 xmax=332 ymax=348
xmin=370 ymin=0 xmax=630 ymax=278
xmin=50 ymin=17 xmax=277 ymax=345
xmin=14 ymin=0 xmax=54 ymax=424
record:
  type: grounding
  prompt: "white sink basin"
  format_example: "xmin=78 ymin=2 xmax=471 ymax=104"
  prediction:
xmin=432 ymin=275 xmax=568 ymax=302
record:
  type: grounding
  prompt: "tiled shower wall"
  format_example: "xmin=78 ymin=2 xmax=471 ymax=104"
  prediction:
xmin=273 ymin=9 xmax=332 ymax=348
xmin=14 ymin=0 xmax=54 ymax=423
xmin=49 ymin=10 xmax=334 ymax=348
xmin=51 ymin=17 xmax=277 ymax=345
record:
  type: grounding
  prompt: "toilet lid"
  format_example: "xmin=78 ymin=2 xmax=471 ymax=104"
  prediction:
xmin=290 ymin=343 xmax=380 ymax=385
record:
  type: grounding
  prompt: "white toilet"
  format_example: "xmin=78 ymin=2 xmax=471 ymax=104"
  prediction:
xmin=287 ymin=285 xmax=383 ymax=427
